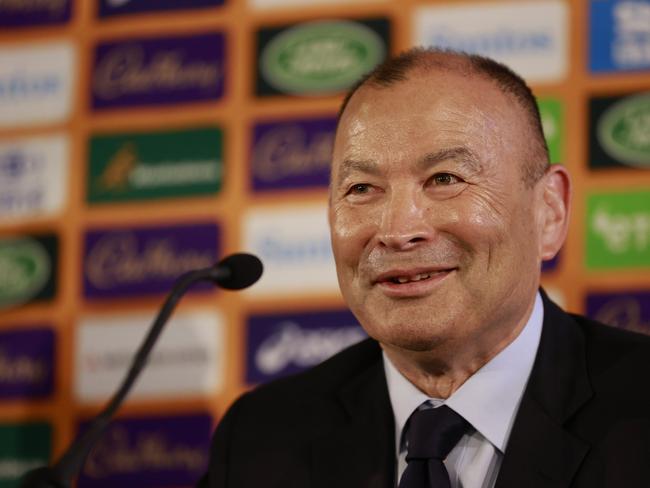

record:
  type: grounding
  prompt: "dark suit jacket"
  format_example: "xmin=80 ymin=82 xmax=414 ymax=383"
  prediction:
xmin=199 ymin=293 xmax=650 ymax=487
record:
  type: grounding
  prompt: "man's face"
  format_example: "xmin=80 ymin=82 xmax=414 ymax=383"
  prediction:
xmin=329 ymin=71 xmax=551 ymax=354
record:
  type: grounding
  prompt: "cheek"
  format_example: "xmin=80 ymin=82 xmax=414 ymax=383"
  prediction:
xmin=435 ymin=197 xmax=504 ymax=249
xmin=329 ymin=207 xmax=376 ymax=264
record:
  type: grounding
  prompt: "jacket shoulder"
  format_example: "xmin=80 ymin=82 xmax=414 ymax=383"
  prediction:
xmin=569 ymin=311 xmax=650 ymax=397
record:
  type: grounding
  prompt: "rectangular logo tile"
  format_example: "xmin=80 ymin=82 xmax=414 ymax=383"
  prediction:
xmin=413 ymin=0 xmax=568 ymax=83
xmin=0 ymin=41 xmax=75 ymax=128
xmin=586 ymin=190 xmax=650 ymax=269
xmin=0 ymin=422 xmax=51 ymax=487
xmin=92 ymin=32 xmax=226 ymax=110
xmin=75 ymin=310 xmax=223 ymax=402
xmin=243 ymin=203 xmax=339 ymax=296
xmin=77 ymin=414 xmax=211 ymax=488
xmin=246 ymin=309 xmax=365 ymax=383
xmin=251 ymin=116 xmax=335 ymax=191
xmin=0 ymin=0 xmax=71 ymax=28
xmin=586 ymin=290 xmax=650 ymax=334
xmin=87 ymin=127 xmax=223 ymax=204
xmin=83 ymin=222 xmax=219 ymax=299
xmin=589 ymin=92 xmax=650 ymax=170
xmin=0 ymin=134 xmax=69 ymax=221
xmin=589 ymin=0 xmax=650 ymax=73
xmin=98 ymin=0 xmax=224 ymax=18
xmin=0 ymin=234 xmax=58 ymax=310
xmin=0 ymin=327 xmax=54 ymax=400
xmin=256 ymin=18 xmax=390 ymax=97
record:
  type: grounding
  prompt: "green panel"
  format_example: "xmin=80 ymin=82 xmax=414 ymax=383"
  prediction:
xmin=538 ymin=98 xmax=564 ymax=164
xmin=87 ymin=127 xmax=223 ymax=204
xmin=586 ymin=190 xmax=650 ymax=269
xmin=0 ymin=423 xmax=51 ymax=488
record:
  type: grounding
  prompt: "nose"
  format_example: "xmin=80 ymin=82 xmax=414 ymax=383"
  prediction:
xmin=377 ymin=190 xmax=432 ymax=250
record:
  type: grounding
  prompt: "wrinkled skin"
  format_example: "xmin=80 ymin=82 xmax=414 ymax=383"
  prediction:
xmin=329 ymin=70 xmax=570 ymax=396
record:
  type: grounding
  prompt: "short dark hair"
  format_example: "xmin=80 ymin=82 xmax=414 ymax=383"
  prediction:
xmin=338 ymin=47 xmax=550 ymax=185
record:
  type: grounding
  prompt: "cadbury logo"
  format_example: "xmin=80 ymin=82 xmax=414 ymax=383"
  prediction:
xmin=85 ymin=233 xmax=213 ymax=289
xmin=0 ymin=0 xmax=67 ymax=14
xmin=594 ymin=297 xmax=650 ymax=333
xmin=83 ymin=426 xmax=207 ymax=478
xmin=0 ymin=349 xmax=46 ymax=384
xmin=252 ymin=124 xmax=332 ymax=182
xmin=93 ymin=46 xmax=221 ymax=100
xmin=255 ymin=322 xmax=365 ymax=374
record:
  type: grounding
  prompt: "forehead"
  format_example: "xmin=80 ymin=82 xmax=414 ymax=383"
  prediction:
xmin=333 ymin=71 xmax=526 ymax=172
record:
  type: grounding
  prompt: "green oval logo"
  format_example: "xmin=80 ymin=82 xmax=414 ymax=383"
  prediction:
xmin=260 ymin=20 xmax=386 ymax=95
xmin=0 ymin=238 xmax=50 ymax=309
xmin=598 ymin=92 xmax=650 ymax=168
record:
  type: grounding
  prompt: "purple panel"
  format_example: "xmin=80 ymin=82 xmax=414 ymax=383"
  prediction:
xmin=251 ymin=117 xmax=336 ymax=192
xmin=0 ymin=1 xmax=71 ymax=27
xmin=98 ymin=0 xmax=224 ymax=18
xmin=246 ymin=309 xmax=366 ymax=384
xmin=0 ymin=327 xmax=54 ymax=399
xmin=91 ymin=32 xmax=226 ymax=110
xmin=83 ymin=222 xmax=220 ymax=299
xmin=77 ymin=413 xmax=212 ymax=488
xmin=586 ymin=291 xmax=650 ymax=334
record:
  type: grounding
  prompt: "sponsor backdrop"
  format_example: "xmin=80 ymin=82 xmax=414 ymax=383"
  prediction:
xmin=0 ymin=0 xmax=649 ymax=486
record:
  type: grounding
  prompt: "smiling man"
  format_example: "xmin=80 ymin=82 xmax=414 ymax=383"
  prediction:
xmin=199 ymin=49 xmax=650 ymax=488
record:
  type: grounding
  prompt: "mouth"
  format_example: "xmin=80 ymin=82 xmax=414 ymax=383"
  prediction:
xmin=373 ymin=267 xmax=456 ymax=297
xmin=386 ymin=272 xmax=440 ymax=284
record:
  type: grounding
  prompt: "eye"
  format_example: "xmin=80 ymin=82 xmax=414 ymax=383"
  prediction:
xmin=347 ymin=183 xmax=372 ymax=195
xmin=431 ymin=173 xmax=462 ymax=185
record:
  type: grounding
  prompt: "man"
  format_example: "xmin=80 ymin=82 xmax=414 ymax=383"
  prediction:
xmin=199 ymin=49 xmax=650 ymax=487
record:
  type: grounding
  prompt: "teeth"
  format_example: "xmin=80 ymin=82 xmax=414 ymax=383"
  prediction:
xmin=394 ymin=273 xmax=432 ymax=284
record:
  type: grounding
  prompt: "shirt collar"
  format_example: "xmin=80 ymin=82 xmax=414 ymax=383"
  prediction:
xmin=383 ymin=291 xmax=544 ymax=454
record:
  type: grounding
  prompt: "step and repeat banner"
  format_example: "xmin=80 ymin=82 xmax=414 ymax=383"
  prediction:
xmin=0 ymin=0 xmax=649 ymax=486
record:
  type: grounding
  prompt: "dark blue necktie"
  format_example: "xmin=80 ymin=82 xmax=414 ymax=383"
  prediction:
xmin=399 ymin=405 xmax=470 ymax=488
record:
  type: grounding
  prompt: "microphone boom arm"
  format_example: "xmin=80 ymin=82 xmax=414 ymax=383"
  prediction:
xmin=20 ymin=256 xmax=259 ymax=488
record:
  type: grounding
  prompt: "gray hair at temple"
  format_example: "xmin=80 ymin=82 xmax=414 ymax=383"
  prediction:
xmin=337 ymin=47 xmax=550 ymax=186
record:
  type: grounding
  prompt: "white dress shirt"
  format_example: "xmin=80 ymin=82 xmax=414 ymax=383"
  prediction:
xmin=383 ymin=292 xmax=544 ymax=488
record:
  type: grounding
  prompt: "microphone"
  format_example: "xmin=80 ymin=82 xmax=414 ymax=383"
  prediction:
xmin=208 ymin=252 xmax=264 ymax=290
xmin=20 ymin=253 xmax=263 ymax=488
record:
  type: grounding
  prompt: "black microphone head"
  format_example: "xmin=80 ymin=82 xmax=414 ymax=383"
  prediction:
xmin=214 ymin=253 xmax=263 ymax=290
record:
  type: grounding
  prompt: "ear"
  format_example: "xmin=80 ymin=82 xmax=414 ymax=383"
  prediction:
xmin=538 ymin=165 xmax=571 ymax=260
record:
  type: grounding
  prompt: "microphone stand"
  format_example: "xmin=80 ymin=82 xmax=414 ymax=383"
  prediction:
xmin=20 ymin=261 xmax=250 ymax=488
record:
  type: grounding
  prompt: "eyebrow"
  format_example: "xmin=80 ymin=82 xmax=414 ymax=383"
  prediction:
xmin=417 ymin=147 xmax=483 ymax=174
xmin=334 ymin=158 xmax=380 ymax=186
xmin=335 ymin=146 xmax=482 ymax=186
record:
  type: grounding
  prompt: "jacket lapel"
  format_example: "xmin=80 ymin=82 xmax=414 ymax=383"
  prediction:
xmin=311 ymin=345 xmax=396 ymax=488
xmin=496 ymin=292 xmax=593 ymax=488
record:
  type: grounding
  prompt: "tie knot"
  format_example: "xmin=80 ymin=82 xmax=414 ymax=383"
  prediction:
xmin=405 ymin=405 xmax=469 ymax=461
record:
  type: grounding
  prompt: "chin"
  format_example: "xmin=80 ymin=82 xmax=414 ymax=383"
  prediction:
xmin=365 ymin=321 xmax=451 ymax=353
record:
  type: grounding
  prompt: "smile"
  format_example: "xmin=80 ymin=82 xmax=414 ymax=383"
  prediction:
xmin=373 ymin=268 xmax=456 ymax=297
xmin=390 ymin=273 xmax=434 ymax=284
